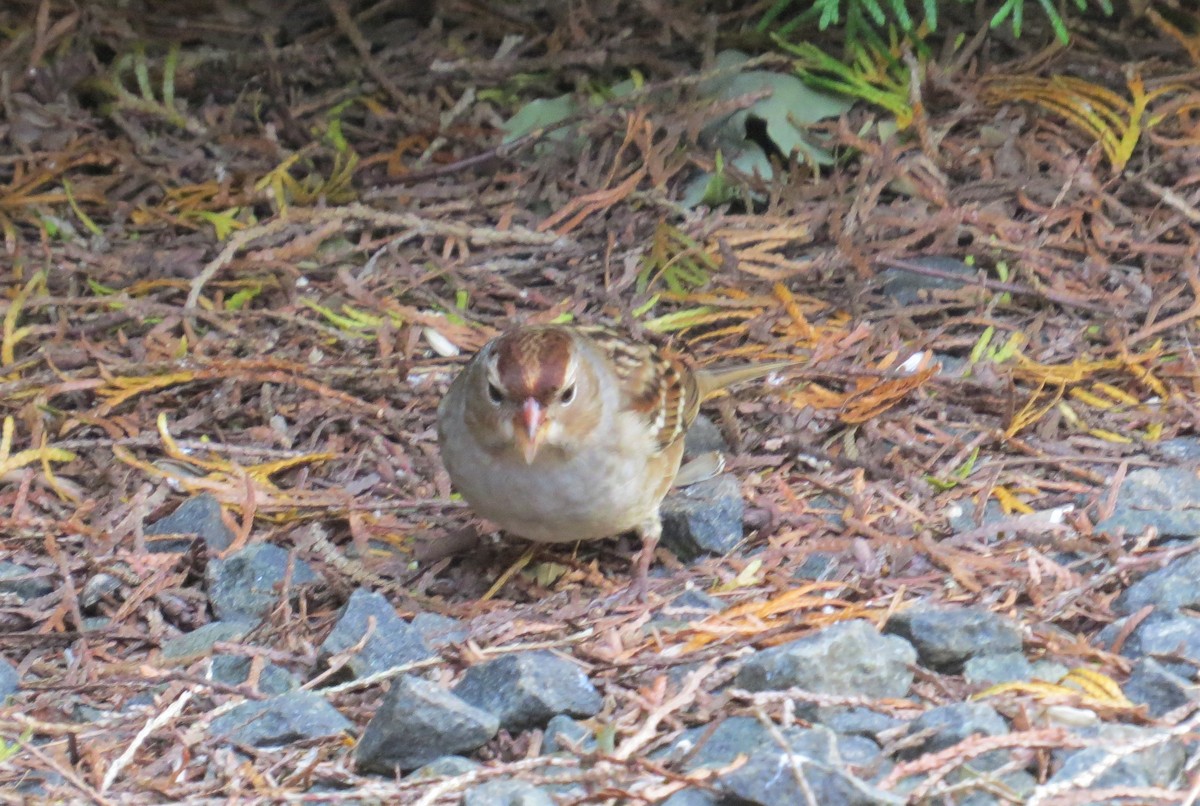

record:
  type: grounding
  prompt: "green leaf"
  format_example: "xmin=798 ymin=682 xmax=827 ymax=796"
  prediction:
xmin=225 ymin=284 xmax=262 ymax=311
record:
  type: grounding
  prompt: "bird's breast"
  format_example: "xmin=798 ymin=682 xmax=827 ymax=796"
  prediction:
xmin=441 ymin=418 xmax=682 ymax=543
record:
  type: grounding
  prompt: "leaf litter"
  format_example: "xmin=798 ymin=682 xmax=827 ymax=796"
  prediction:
xmin=0 ymin=0 xmax=1199 ymax=802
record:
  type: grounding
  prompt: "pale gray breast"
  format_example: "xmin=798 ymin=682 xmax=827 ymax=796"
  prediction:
xmin=443 ymin=401 xmax=670 ymax=543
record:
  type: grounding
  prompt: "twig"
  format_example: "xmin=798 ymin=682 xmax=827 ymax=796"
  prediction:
xmin=101 ymin=687 xmax=195 ymax=793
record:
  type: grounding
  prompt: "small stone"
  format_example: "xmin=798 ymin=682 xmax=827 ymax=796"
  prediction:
xmin=800 ymin=496 xmax=846 ymax=531
xmin=159 ymin=620 xmax=257 ymax=665
xmin=1154 ymin=437 xmax=1200 ymax=465
xmin=1031 ymin=660 xmax=1070 ymax=682
xmin=1095 ymin=467 xmax=1200 ymax=539
xmin=405 ymin=755 xmax=481 ymax=779
xmin=667 ymin=587 xmax=725 ymax=613
xmin=210 ymin=655 xmax=299 ymax=696
xmin=650 ymin=587 xmax=725 ymax=633
xmin=878 ymin=256 xmax=973 ymax=305
xmin=817 ymin=707 xmax=904 ymax=740
xmin=355 ymin=675 xmax=499 ymax=774
xmin=792 ymin=551 xmax=841 ymax=581
xmin=543 ymin=715 xmax=596 ymax=753
xmin=884 ymin=606 xmax=1022 ymax=672
xmin=659 ymin=475 xmax=745 ymax=561
xmin=1124 ymin=658 xmax=1198 ymax=718
xmin=146 ymin=493 xmax=236 ymax=553
xmin=410 ymin=612 xmax=470 ymax=650
xmin=463 ymin=779 xmax=555 ymax=806
xmin=1050 ymin=725 xmax=1185 ymax=790
xmin=1114 ymin=552 xmax=1200 ymax=614
xmin=453 ymin=650 xmax=602 ymax=733
xmin=683 ymin=414 xmax=729 ymax=457
xmin=1114 ymin=609 xmax=1200 ymax=676
xmin=899 ymin=703 xmax=1009 ymax=760
xmin=660 ymin=791 xmax=721 ymax=806
xmin=210 ymin=690 xmax=351 ymax=746
xmin=716 ymin=725 xmax=892 ymax=805
xmin=735 ymin=619 xmax=916 ymax=698
xmin=963 ymin=652 xmax=1035 ymax=686
xmin=946 ymin=498 xmax=1007 ymax=533
xmin=319 ymin=589 xmax=435 ymax=679
xmin=79 ymin=572 xmax=123 ymax=609
xmin=206 ymin=543 xmax=321 ymax=621
xmin=659 ymin=716 xmax=771 ymax=770
xmin=0 ymin=658 xmax=19 ymax=701
xmin=0 ymin=562 xmax=53 ymax=601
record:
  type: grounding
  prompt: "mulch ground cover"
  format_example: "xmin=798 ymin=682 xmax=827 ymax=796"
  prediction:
xmin=1 ymin=0 xmax=1199 ymax=802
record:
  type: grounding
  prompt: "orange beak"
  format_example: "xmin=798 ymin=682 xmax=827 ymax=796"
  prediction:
xmin=517 ymin=398 xmax=544 ymax=463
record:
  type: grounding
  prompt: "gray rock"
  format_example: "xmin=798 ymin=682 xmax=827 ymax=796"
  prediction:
xmin=735 ymin=619 xmax=916 ymax=698
xmin=1114 ymin=552 xmax=1200 ymax=614
xmin=662 ymin=716 xmax=883 ymax=778
xmin=792 ymin=551 xmax=841 ymax=581
xmin=893 ymin=767 xmax=1035 ymax=805
xmin=1114 ymin=609 xmax=1200 ymax=675
xmin=959 ymin=771 xmax=1037 ymax=805
xmin=946 ymin=498 xmax=1007 ymax=533
xmin=661 ymin=716 xmax=773 ymax=770
xmin=1050 ymin=724 xmax=1185 ymax=790
xmin=801 ymin=496 xmax=846 ymax=531
xmin=1124 ymin=657 xmax=1198 ymax=718
xmin=660 ymin=791 xmax=721 ymax=806
xmin=410 ymin=612 xmax=469 ymax=650
xmin=1031 ymin=659 xmax=1071 ymax=682
xmin=817 ymin=707 xmax=904 ymax=741
xmin=210 ymin=690 xmax=351 ymax=747
xmin=356 ymin=675 xmax=498 ymax=774
xmin=879 ymin=256 xmax=974 ymax=305
xmin=963 ymin=652 xmax=1035 ymax=686
xmin=210 ymin=655 xmax=299 ymax=696
xmin=460 ymin=782 xmax=554 ymax=806
xmin=1095 ymin=467 xmax=1200 ymax=539
xmin=650 ymin=588 xmax=725 ymax=633
xmin=160 ymin=620 xmax=257 ymax=665
xmin=716 ymin=725 xmax=897 ymax=805
xmin=1154 ymin=438 xmax=1200 ymax=465
xmin=319 ymin=589 xmax=435 ymax=679
xmin=405 ymin=755 xmax=481 ymax=779
xmin=668 ymin=587 xmax=726 ymax=613
xmin=463 ymin=779 xmax=555 ymax=806
xmin=79 ymin=572 xmax=123 ymax=609
xmin=683 ymin=414 xmax=729 ymax=457
xmin=0 ymin=562 xmax=53 ymax=600
xmin=543 ymin=714 xmax=596 ymax=753
xmin=146 ymin=493 xmax=235 ymax=553
xmin=884 ymin=606 xmax=1022 ymax=672
xmin=899 ymin=702 xmax=1008 ymax=760
xmin=0 ymin=658 xmax=19 ymax=701
xmin=205 ymin=543 xmax=320 ymax=621
xmin=453 ymin=650 xmax=601 ymax=732
xmin=660 ymin=474 xmax=745 ymax=561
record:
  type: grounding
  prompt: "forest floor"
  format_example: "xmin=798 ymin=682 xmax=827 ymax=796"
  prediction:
xmin=2 ymin=1 xmax=1200 ymax=803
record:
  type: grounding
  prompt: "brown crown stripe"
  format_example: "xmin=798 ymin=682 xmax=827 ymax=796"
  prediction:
xmin=494 ymin=327 xmax=574 ymax=401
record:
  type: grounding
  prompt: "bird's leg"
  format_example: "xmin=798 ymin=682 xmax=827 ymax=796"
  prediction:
xmin=629 ymin=515 xmax=663 ymax=601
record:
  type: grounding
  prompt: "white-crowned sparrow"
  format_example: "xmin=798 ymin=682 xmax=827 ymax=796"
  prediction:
xmin=436 ymin=324 xmax=789 ymax=593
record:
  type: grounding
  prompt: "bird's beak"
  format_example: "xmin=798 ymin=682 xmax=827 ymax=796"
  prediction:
xmin=518 ymin=398 xmax=544 ymax=463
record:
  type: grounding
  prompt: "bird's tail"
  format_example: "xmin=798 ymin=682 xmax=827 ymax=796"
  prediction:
xmin=695 ymin=360 xmax=796 ymax=400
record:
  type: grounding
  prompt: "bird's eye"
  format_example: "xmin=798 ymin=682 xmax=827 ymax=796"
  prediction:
xmin=487 ymin=382 xmax=504 ymax=404
xmin=560 ymin=383 xmax=576 ymax=405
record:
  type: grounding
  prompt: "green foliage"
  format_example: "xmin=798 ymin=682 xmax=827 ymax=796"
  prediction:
xmin=759 ymin=0 xmax=1113 ymax=45
xmin=776 ymin=37 xmax=915 ymax=128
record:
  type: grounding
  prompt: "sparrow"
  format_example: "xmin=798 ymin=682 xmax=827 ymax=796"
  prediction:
xmin=436 ymin=324 xmax=790 ymax=594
